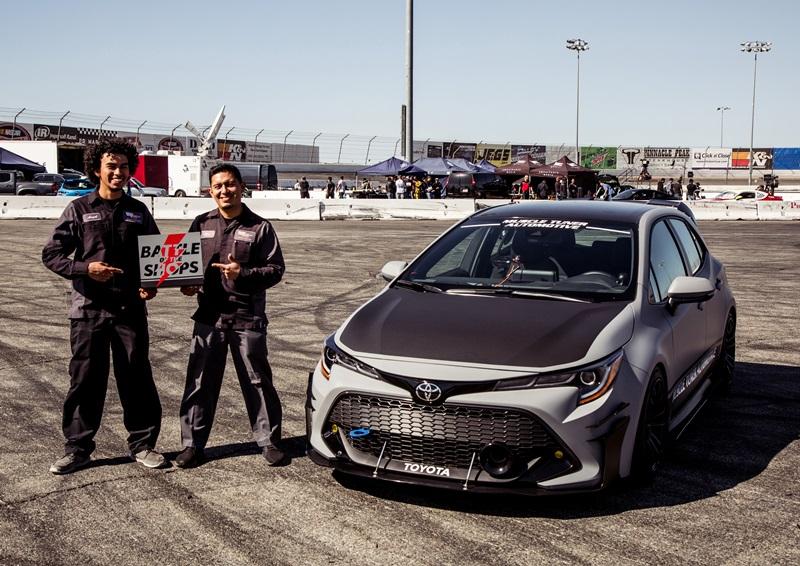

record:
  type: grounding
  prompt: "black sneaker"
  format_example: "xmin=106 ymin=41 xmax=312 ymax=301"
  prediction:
xmin=263 ymin=445 xmax=286 ymax=466
xmin=49 ymin=453 xmax=91 ymax=475
xmin=174 ymin=447 xmax=204 ymax=468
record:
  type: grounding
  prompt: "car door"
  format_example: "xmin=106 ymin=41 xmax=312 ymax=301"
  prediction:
xmin=649 ymin=219 xmax=707 ymax=392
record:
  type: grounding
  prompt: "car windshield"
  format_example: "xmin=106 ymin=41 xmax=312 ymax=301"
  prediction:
xmin=402 ymin=217 xmax=636 ymax=300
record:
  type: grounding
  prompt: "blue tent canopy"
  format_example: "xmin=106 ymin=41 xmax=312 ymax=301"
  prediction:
xmin=357 ymin=156 xmax=410 ymax=176
xmin=399 ymin=157 xmax=474 ymax=176
xmin=474 ymin=159 xmax=497 ymax=172
xmin=0 ymin=147 xmax=46 ymax=176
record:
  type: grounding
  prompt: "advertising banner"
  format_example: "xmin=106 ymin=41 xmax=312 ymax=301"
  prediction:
xmin=138 ymin=232 xmax=204 ymax=288
xmin=771 ymin=148 xmax=800 ymax=170
xmin=32 ymin=123 xmax=119 ymax=145
xmin=158 ymin=137 xmax=184 ymax=153
xmin=642 ymin=147 xmax=691 ymax=168
xmin=1 ymin=122 xmax=32 ymax=140
xmin=425 ymin=143 xmax=443 ymax=158
xmin=511 ymin=145 xmax=546 ymax=162
xmin=690 ymin=147 xmax=732 ymax=169
xmin=217 ymin=139 xmax=247 ymax=161
xmin=247 ymin=142 xmax=273 ymax=162
xmin=731 ymin=148 xmax=773 ymax=169
xmin=475 ymin=144 xmax=512 ymax=165
xmin=616 ymin=147 xmax=644 ymax=169
xmin=580 ymin=147 xmax=617 ymax=169
xmin=442 ymin=142 xmax=477 ymax=161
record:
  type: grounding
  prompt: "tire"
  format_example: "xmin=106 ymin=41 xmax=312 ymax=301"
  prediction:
xmin=630 ymin=367 xmax=669 ymax=482
xmin=712 ymin=312 xmax=736 ymax=392
xmin=174 ymin=190 xmax=186 ymax=198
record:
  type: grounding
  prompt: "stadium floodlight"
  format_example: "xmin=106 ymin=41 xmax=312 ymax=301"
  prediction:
xmin=565 ymin=39 xmax=589 ymax=165
xmin=740 ymin=41 xmax=772 ymax=187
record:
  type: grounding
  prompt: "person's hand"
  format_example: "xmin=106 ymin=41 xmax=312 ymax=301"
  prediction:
xmin=181 ymin=285 xmax=201 ymax=296
xmin=139 ymin=287 xmax=157 ymax=301
xmin=211 ymin=254 xmax=241 ymax=281
xmin=88 ymin=261 xmax=123 ymax=282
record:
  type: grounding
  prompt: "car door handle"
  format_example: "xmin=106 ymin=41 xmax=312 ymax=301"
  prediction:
xmin=715 ymin=278 xmax=722 ymax=290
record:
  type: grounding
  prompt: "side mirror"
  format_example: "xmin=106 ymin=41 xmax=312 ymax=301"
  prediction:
xmin=380 ymin=261 xmax=407 ymax=282
xmin=666 ymin=276 xmax=715 ymax=314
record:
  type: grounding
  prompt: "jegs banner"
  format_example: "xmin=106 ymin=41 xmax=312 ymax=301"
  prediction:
xmin=138 ymin=233 xmax=204 ymax=288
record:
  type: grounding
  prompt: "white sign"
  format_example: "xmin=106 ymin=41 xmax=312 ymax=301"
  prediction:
xmin=138 ymin=232 xmax=204 ymax=288
xmin=691 ymin=148 xmax=731 ymax=169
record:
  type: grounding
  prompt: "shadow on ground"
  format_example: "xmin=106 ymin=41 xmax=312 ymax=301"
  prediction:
xmin=328 ymin=361 xmax=800 ymax=517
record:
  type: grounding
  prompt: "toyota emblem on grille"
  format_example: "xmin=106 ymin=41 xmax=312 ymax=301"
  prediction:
xmin=415 ymin=381 xmax=442 ymax=403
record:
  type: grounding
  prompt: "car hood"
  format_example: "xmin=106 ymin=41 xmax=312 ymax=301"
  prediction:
xmin=338 ymin=287 xmax=634 ymax=374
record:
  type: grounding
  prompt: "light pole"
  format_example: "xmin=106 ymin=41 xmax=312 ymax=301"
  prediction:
xmin=281 ymin=130 xmax=293 ymax=162
xmin=566 ymin=38 xmax=589 ymax=165
xmin=716 ymin=106 xmax=730 ymax=147
xmin=12 ymin=107 xmax=25 ymax=137
xmin=311 ymin=132 xmax=322 ymax=163
xmin=57 ymin=111 xmax=71 ymax=143
xmin=404 ymin=0 xmax=413 ymax=162
xmin=740 ymin=40 xmax=772 ymax=188
xmin=99 ymin=115 xmax=111 ymax=137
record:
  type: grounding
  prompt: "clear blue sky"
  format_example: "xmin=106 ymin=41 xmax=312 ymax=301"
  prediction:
xmin=6 ymin=0 xmax=799 ymax=147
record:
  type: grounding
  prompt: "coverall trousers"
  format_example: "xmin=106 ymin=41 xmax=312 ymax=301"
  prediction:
xmin=180 ymin=322 xmax=282 ymax=450
xmin=64 ymin=316 xmax=162 ymax=456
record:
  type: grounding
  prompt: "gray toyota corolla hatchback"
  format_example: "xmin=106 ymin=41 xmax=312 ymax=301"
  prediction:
xmin=306 ymin=201 xmax=736 ymax=494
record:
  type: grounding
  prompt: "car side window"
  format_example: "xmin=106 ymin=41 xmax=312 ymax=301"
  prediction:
xmin=649 ymin=220 xmax=687 ymax=303
xmin=667 ymin=218 xmax=703 ymax=274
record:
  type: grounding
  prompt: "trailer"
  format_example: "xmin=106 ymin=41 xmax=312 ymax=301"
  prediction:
xmin=167 ymin=155 xmax=220 ymax=197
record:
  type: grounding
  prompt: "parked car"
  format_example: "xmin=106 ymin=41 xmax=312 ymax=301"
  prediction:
xmin=127 ymin=177 xmax=167 ymax=197
xmin=710 ymin=190 xmax=783 ymax=202
xmin=14 ymin=173 xmax=64 ymax=196
xmin=57 ymin=178 xmax=96 ymax=197
xmin=306 ymin=201 xmax=735 ymax=494
xmin=446 ymin=172 xmax=507 ymax=198
xmin=613 ymin=188 xmax=679 ymax=201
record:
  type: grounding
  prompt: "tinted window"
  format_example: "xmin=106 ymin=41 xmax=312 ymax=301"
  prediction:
xmin=667 ymin=218 xmax=703 ymax=273
xmin=650 ymin=220 xmax=687 ymax=301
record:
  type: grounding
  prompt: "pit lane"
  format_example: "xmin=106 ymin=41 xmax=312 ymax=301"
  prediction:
xmin=0 ymin=219 xmax=797 ymax=565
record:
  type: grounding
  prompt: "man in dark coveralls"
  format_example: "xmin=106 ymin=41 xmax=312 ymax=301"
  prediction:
xmin=175 ymin=163 xmax=286 ymax=468
xmin=42 ymin=140 xmax=165 ymax=474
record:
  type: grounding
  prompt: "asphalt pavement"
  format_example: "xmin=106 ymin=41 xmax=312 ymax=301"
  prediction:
xmin=0 ymin=218 xmax=798 ymax=566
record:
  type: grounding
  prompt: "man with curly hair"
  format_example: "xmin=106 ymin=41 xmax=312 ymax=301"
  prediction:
xmin=42 ymin=139 xmax=166 ymax=474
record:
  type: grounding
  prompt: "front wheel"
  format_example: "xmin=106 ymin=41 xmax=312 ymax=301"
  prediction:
xmin=712 ymin=312 xmax=736 ymax=392
xmin=174 ymin=189 xmax=186 ymax=198
xmin=630 ymin=367 xmax=669 ymax=482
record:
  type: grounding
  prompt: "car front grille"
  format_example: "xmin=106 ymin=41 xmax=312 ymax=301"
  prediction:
xmin=326 ymin=393 xmax=559 ymax=469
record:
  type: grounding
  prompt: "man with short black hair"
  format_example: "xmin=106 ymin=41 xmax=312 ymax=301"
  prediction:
xmin=175 ymin=163 xmax=286 ymax=468
xmin=42 ymin=140 xmax=165 ymax=474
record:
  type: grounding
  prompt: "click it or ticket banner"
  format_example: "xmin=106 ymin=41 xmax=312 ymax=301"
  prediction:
xmin=138 ymin=232 xmax=204 ymax=288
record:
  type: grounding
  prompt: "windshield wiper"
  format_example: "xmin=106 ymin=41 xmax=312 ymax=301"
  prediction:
xmin=446 ymin=288 xmax=590 ymax=302
xmin=394 ymin=279 xmax=444 ymax=293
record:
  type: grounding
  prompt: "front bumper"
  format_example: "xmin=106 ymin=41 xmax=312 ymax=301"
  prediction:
xmin=306 ymin=360 xmax=639 ymax=494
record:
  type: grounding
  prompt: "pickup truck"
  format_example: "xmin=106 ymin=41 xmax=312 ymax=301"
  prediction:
xmin=14 ymin=173 xmax=65 ymax=196
xmin=0 ymin=170 xmax=27 ymax=194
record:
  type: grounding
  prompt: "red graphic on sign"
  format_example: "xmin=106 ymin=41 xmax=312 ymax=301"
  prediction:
xmin=157 ymin=233 xmax=187 ymax=287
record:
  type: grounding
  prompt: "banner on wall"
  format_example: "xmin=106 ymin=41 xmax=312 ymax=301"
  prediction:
xmin=770 ymin=148 xmax=800 ymax=170
xmin=32 ymin=123 xmax=119 ymax=145
xmin=731 ymin=148 xmax=773 ymax=169
xmin=581 ymin=147 xmax=617 ymax=169
xmin=475 ymin=144 xmax=512 ymax=165
xmin=217 ymin=139 xmax=247 ymax=161
xmin=1 ymin=123 xmax=32 ymax=140
xmin=426 ymin=143 xmax=443 ymax=158
xmin=442 ymin=142 xmax=477 ymax=161
xmin=511 ymin=145 xmax=546 ymax=162
xmin=642 ymin=147 xmax=690 ymax=168
xmin=616 ymin=147 xmax=643 ymax=169
xmin=690 ymin=148 xmax=731 ymax=169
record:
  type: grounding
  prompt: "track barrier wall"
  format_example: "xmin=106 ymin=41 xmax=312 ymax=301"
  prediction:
xmin=1 ymin=196 xmax=799 ymax=221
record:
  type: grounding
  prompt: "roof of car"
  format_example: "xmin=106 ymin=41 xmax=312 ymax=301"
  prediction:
xmin=470 ymin=200 xmax=667 ymax=224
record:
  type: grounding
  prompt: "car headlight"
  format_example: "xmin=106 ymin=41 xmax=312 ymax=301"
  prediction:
xmin=494 ymin=351 xmax=624 ymax=405
xmin=319 ymin=335 xmax=382 ymax=381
